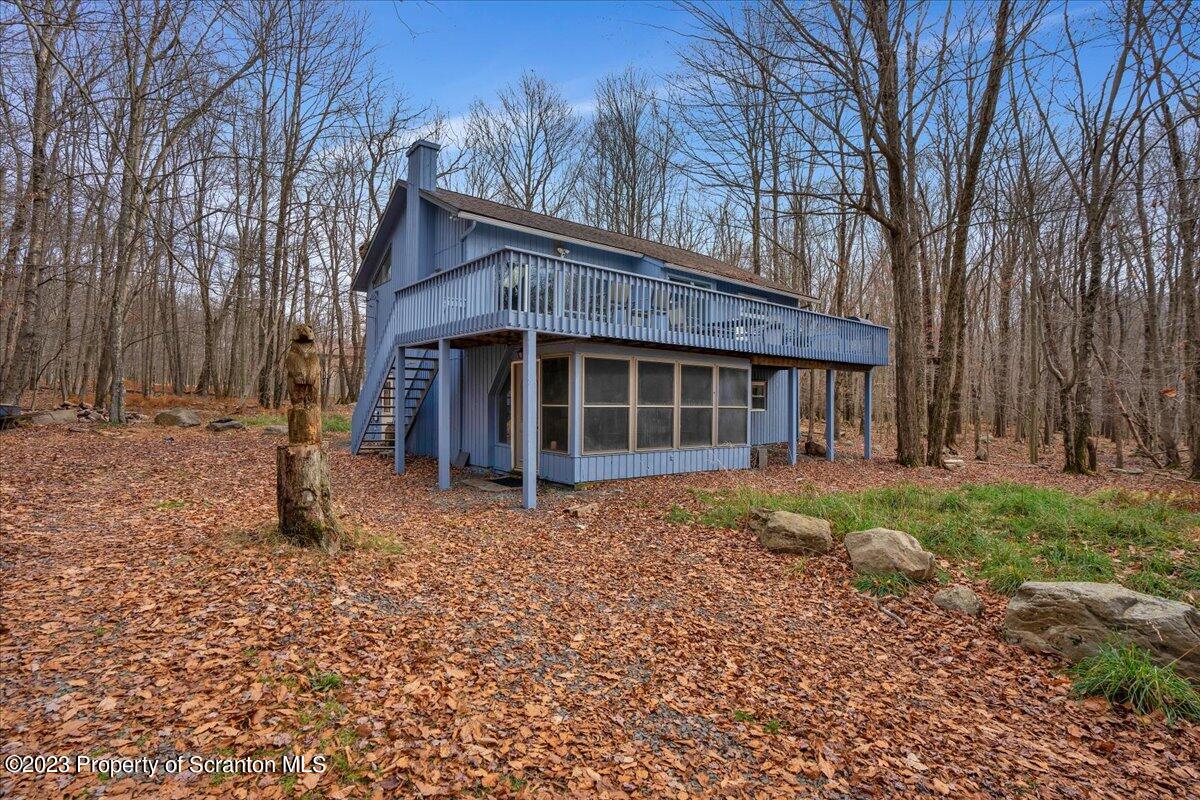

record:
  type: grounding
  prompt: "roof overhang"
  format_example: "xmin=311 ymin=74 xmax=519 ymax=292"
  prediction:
xmin=454 ymin=210 xmax=645 ymax=260
xmin=351 ymin=182 xmax=406 ymax=292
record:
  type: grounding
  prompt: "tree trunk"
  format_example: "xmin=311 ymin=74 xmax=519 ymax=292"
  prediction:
xmin=276 ymin=444 xmax=337 ymax=550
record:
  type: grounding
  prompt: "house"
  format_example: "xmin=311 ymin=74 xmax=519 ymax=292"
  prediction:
xmin=350 ymin=140 xmax=889 ymax=508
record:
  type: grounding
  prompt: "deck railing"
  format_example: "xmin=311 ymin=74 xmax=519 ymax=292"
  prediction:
xmin=388 ymin=248 xmax=889 ymax=366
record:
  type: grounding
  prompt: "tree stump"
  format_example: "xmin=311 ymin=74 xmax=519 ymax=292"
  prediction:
xmin=277 ymin=323 xmax=340 ymax=552
xmin=277 ymin=444 xmax=337 ymax=548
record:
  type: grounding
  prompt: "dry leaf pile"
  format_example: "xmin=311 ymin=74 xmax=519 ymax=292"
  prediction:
xmin=1 ymin=422 xmax=1197 ymax=798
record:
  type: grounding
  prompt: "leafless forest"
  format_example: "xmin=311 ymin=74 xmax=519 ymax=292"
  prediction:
xmin=1 ymin=0 xmax=1197 ymax=478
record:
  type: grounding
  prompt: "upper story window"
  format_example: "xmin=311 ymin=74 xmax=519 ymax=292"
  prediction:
xmin=371 ymin=244 xmax=392 ymax=288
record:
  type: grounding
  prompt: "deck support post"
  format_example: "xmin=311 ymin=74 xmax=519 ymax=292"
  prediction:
xmin=864 ymin=369 xmax=873 ymax=460
xmin=787 ymin=367 xmax=798 ymax=465
xmin=825 ymin=368 xmax=836 ymax=462
xmin=394 ymin=346 xmax=405 ymax=475
xmin=437 ymin=339 xmax=451 ymax=490
xmin=522 ymin=329 xmax=537 ymax=510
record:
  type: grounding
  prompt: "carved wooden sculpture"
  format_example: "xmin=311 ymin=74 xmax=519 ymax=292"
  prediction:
xmin=277 ymin=323 xmax=339 ymax=551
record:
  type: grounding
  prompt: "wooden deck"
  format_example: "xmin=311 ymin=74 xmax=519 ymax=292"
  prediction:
xmin=384 ymin=247 xmax=889 ymax=368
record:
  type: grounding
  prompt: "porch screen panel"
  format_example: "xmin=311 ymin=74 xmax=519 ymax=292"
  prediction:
xmin=679 ymin=364 xmax=714 ymax=447
xmin=717 ymin=367 xmax=749 ymax=445
xmin=583 ymin=357 xmax=630 ymax=453
xmin=636 ymin=360 xmax=674 ymax=450
xmin=541 ymin=357 xmax=569 ymax=452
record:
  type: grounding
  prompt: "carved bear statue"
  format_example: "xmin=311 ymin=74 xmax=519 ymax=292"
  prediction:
xmin=284 ymin=323 xmax=322 ymax=444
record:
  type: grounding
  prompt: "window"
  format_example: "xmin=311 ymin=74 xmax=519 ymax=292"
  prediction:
xmin=751 ymin=380 xmax=768 ymax=411
xmin=717 ymin=367 xmax=749 ymax=445
xmin=371 ymin=245 xmax=391 ymax=288
xmin=636 ymin=361 xmax=674 ymax=450
xmin=541 ymin=357 xmax=569 ymax=452
xmin=497 ymin=374 xmax=510 ymax=445
xmin=583 ymin=357 xmax=630 ymax=453
xmin=679 ymin=364 xmax=714 ymax=447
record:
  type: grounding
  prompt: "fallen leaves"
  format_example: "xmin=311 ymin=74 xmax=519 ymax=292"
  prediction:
xmin=1 ymin=422 xmax=1198 ymax=798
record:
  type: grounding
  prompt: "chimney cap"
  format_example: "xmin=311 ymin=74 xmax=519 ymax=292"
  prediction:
xmin=406 ymin=138 xmax=441 ymax=157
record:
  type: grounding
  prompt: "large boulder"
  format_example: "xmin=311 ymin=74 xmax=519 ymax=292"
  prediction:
xmin=1004 ymin=581 xmax=1200 ymax=679
xmin=844 ymin=528 xmax=936 ymax=581
xmin=28 ymin=408 xmax=80 ymax=425
xmin=207 ymin=417 xmax=245 ymax=432
xmin=154 ymin=408 xmax=200 ymax=427
xmin=749 ymin=509 xmax=833 ymax=555
xmin=933 ymin=586 xmax=983 ymax=618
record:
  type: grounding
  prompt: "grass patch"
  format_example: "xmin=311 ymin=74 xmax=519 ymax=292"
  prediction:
xmin=241 ymin=411 xmax=349 ymax=432
xmin=853 ymin=572 xmax=914 ymax=597
xmin=309 ymin=671 xmax=344 ymax=692
xmin=1070 ymin=644 xmax=1200 ymax=723
xmin=153 ymin=499 xmax=186 ymax=511
xmin=689 ymin=482 xmax=1200 ymax=596
xmin=347 ymin=525 xmax=406 ymax=556
xmin=666 ymin=505 xmax=693 ymax=524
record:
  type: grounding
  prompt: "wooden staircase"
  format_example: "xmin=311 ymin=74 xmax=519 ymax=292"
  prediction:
xmin=357 ymin=351 xmax=438 ymax=455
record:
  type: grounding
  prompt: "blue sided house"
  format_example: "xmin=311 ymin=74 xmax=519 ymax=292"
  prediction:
xmin=350 ymin=140 xmax=889 ymax=508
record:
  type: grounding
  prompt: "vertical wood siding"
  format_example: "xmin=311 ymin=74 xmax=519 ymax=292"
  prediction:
xmin=750 ymin=366 xmax=791 ymax=445
xmin=574 ymin=447 xmax=749 ymax=482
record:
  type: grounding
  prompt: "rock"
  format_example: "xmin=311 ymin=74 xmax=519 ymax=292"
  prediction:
xmin=933 ymin=586 xmax=983 ymax=617
xmin=28 ymin=408 xmax=80 ymax=425
xmin=154 ymin=408 xmax=200 ymax=427
xmin=803 ymin=440 xmax=826 ymax=457
xmin=975 ymin=445 xmax=989 ymax=462
xmin=126 ymin=411 xmax=146 ymax=421
xmin=262 ymin=424 xmax=288 ymax=435
xmin=1004 ymin=581 xmax=1200 ymax=679
xmin=749 ymin=508 xmax=833 ymax=555
xmin=844 ymin=528 xmax=936 ymax=581
xmin=566 ymin=502 xmax=600 ymax=518
xmin=943 ymin=457 xmax=965 ymax=470
xmin=1110 ymin=467 xmax=1144 ymax=475
xmin=207 ymin=417 xmax=245 ymax=432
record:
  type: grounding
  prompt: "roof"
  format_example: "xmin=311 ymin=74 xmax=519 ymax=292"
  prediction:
xmin=355 ymin=181 xmax=815 ymax=302
xmin=427 ymin=186 xmax=811 ymax=300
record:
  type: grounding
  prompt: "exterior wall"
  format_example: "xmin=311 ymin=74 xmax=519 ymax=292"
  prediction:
xmin=574 ymin=447 xmax=749 ymax=482
xmin=461 ymin=221 xmax=648 ymax=275
xmin=750 ymin=366 xmax=792 ymax=446
xmin=516 ymin=340 xmax=754 ymax=484
xmin=406 ymin=348 xmax=461 ymax=458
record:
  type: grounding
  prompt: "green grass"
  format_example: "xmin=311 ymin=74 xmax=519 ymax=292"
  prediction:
xmin=686 ymin=482 xmax=1200 ymax=597
xmin=853 ymin=572 xmax=915 ymax=597
xmin=1070 ymin=644 xmax=1200 ymax=723
xmin=242 ymin=412 xmax=350 ymax=433
xmin=309 ymin=671 xmax=344 ymax=692
xmin=153 ymin=499 xmax=186 ymax=511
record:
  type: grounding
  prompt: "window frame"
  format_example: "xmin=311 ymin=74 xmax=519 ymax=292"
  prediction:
xmin=371 ymin=244 xmax=392 ymax=288
xmin=582 ymin=355 xmax=633 ymax=455
xmin=716 ymin=366 xmax=750 ymax=446
xmin=634 ymin=359 xmax=677 ymax=452
xmin=677 ymin=362 xmax=716 ymax=450
xmin=751 ymin=379 xmax=768 ymax=412
xmin=539 ymin=355 xmax=570 ymax=454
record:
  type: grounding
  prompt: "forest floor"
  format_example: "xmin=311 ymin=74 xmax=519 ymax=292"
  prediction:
xmin=2 ymin=410 xmax=1199 ymax=799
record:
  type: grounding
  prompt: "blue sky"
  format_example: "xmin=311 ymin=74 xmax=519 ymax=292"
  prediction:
xmin=363 ymin=1 xmax=690 ymax=123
